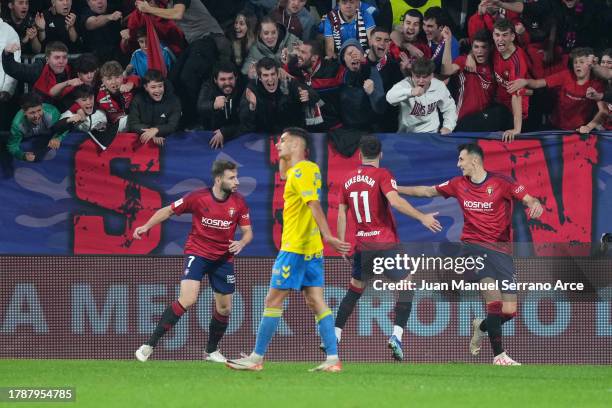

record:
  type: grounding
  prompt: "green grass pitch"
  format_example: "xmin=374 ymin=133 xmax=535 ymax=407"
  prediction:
xmin=1 ymin=360 xmax=610 ymax=407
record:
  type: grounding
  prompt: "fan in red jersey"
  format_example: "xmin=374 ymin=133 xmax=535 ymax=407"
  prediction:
xmin=133 ymin=160 xmax=252 ymax=364
xmin=399 ymin=143 xmax=543 ymax=366
xmin=332 ymin=135 xmax=441 ymax=361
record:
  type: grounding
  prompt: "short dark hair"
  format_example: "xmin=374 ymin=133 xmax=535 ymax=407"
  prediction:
xmin=73 ymin=53 xmax=98 ymax=74
xmin=136 ymin=27 xmax=147 ymax=39
xmin=570 ymin=47 xmax=594 ymax=61
xmin=72 ymin=84 xmax=95 ymax=100
xmin=411 ymin=57 xmax=435 ymax=76
xmin=142 ymin=69 xmax=164 ymax=86
xmin=423 ymin=7 xmax=449 ymax=27
xmin=472 ymin=29 xmax=492 ymax=47
xmin=283 ymin=127 xmax=311 ymax=151
xmin=45 ymin=41 xmax=68 ymax=57
xmin=20 ymin=93 xmax=43 ymax=110
xmin=371 ymin=26 xmax=390 ymax=36
xmin=212 ymin=160 xmax=238 ymax=179
xmin=458 ymin=143 xmax=484 ymax=160
xmin=403 ymin=8 xmax=423 ymax=22
xmin=303 ymin=39 xmax=325 ymax=58
xmin=359 ymin=135 xmax=381 ymax=160
xmin=213 ymin=61 xmax=238 ymax=79
xmin=493 ymin=19 xmax=514 ymax=34
xmin=256 ymin=57 xmax=280 ymax=75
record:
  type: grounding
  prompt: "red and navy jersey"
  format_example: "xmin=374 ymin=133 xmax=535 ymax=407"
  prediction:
xmin=493 ymin=46 xmax=530 ymax=119
xmin=453 ymin=55 xmax=495 ymax=120
xmin=435 ymin=172 xmax=527 ymax=254
xmin=339 ymin=165 xmax=399 ymax=250
xmin=171 ymin=189 xmax=251 ymax=261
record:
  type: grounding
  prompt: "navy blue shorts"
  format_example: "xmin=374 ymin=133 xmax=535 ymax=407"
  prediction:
xmin=463 ymin=243 xmax=517 ymax=294
xmin=181 ymin=255 xmax=235 ymax=294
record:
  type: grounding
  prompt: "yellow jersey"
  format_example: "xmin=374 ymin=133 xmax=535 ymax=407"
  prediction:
xmin=390 ymin=0 xmax=442 ymax=26
xmin=281 ymin=160 xmax=324 ymax=255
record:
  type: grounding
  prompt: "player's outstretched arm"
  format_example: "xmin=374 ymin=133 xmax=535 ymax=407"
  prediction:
xmin=133 ymin=205 xmax=174 ymax=239
xmin=307 ymin=200 xmax=351 ymax=255
xmin=229 ymin=225 xmax=253 ymax=255
xmin=397 ymin=185 xmax=440 ymax=198
xmin=522 ymin=194 xmax=543 ymax=219
xmin=386 ymin=191 xmax=442 ymax=233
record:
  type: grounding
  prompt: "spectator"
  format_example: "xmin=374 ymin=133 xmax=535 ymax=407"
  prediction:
xmin=386 ymin=57 xmax=456 ymax=133
xmin=8 ymin=92 xmax=66 ymax=161
xmin=128 ymin=27 xmax=175 ymax=79
xmin=128 ymin=69 xmax=181 ymax=146
xmin=197 ymin=61 xmax=245 ymax=149
xmin=97 ymin=60 xmax=138 ymax=131
xmin=423 ymin=7 xmax=459 ymax=74
xmin=54 ymin=84 xmax=117 ymax=150
xmin=80 ymin=0 xmax=123 ymax=63
xmin=366 ymin=26 xmax=403 ymax=131
xmin=490 ymin=18 xmax=530 ymax=141
xmin=5 ymin=0 xmax=43 ymax=54
xmin=240 ymin=57 xmax=320 ymax=133
xmin=323 ymin=0 xmax=375 ymax=59
xmin=271 ymin=0 xmax=317 ymax=41
xmin=39 ymin=0 xmax=80 ymax=53
xmin=390 ymin=9 xmax=431 ymax=74
xmin=242 ymin=16 xmax=301 ymax=78
xmin=226 ymin=10 xmax=257 ymax=70
xmin=441 ymin=28 xmax=496 ymax=131
xmin=553 ymin=0 xmax=604 ymax=52
xmin=508 ymin=47 xmax=607 ymax=133
xmin=1 ymin=7 xmax=20 ymax=130
xmin=135 ymin=0 xmax=229 ymax=127
xmin=468 ymin=1 xmax=528 ymax=45
xmin=286 ymin=39 xmax=344 ymax=129
xmin=338 ymin=38 xmax=386 ymax=131
xmin=202 ymin=0 xmax=247 ymax=30
xmin=2 ymin=41 xmax=72 ymax=104
xmin=58 ymin=52 xmax=99 ymax=110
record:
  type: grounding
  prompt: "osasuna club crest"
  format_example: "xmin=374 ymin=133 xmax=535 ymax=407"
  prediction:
xmin=229 ymin=208 xmax=235 ymax=217
xmin=487 ymin=186 xmax=494 ymax=196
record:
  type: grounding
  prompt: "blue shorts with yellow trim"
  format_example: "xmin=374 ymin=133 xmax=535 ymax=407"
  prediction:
xmin=270 ymin=251 xmax=324 ymax=290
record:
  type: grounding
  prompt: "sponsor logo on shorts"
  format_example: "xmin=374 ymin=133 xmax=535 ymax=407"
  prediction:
xmin=226 ymin=275 xmax=236 ymax=284
xmin=184 ymin=269 xmax=189 ymax=275
xmin=272 ymin=268 xmax=280 ymax=276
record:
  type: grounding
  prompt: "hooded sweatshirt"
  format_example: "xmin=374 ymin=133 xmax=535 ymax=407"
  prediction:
xmin=241 ymin=23 xmax=301 ymax=75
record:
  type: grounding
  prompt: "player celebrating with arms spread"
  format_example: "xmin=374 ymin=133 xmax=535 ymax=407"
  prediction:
xmin=226 ymin=127 xmax=350 ymax=372
xmin=399 ymin=143 xmax=543 ymax=365
xmin=334 ymin=135 xmax=442 ymax=361
xmin=134 ymin=160 xmax=252 ymax=363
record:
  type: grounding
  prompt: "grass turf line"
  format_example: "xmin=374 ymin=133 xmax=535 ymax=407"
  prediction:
xmin=1 ymin=360 xmax=610 ymax=408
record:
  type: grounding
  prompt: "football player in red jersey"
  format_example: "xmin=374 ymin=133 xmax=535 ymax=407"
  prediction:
xmin=133 ymin=160 xmax=253 ymax=363
xmin=332 ymin=135 xmax=441 ymax=361
xmin=398 ymin=143 xmax=543 ymax=365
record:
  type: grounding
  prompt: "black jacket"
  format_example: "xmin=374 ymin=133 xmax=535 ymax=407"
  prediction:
xmin=2 ymin=52 xmax=44 ymax=85
xmin=197 ymin=78 xmax=245 ymax=140
xmin=239 ymin=78 xmax=319 ymax=134
xmin=127 ymin=85 xmax=181 ymax=137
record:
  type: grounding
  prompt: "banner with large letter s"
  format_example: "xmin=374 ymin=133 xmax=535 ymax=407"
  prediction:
xmin=0 ymin=132 xmax=610 ymax=255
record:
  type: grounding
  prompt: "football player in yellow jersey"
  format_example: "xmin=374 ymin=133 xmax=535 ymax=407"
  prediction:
xmin=226 ymin=127 xmax=350 ymax=372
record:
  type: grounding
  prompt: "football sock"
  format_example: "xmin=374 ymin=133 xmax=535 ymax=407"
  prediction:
xmin=479 ymin=311 xmax=516 ymax=332
xmin=205 ymin=309 xmax=229 ymax=353
xmin=485 ymin=301 xmax=504 ymax=356
xmin=147 ymin=300 xmax=186 ymax=347
xmin=393 ymin=301 xmax=412 ymax=341
xmin=335 ymin=284 xmax=364 ymax=329
xmin=253 ymin=307 xmax=282 ymax=356
xmin=317 ymin=309 xmax=338 ymax=357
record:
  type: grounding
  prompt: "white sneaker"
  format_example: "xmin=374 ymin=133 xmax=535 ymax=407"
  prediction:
xmin=226 ymin=353 xmax=264 ymax=371
xmin=205 ymin=350 xmax=227 ymax=363
xmin=135 ymin=345 xmax=153 ymax=362
xmin=493 ymin=352 xmax=521 ymax=366
xmin=309 ymin=357 xmax=342 ymax=372
xmin=470 ymin=318 xmax=486 ymax=356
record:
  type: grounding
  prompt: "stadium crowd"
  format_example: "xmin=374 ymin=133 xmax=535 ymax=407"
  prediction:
xmin=0 ymin=0 xmax=611 ymax=161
